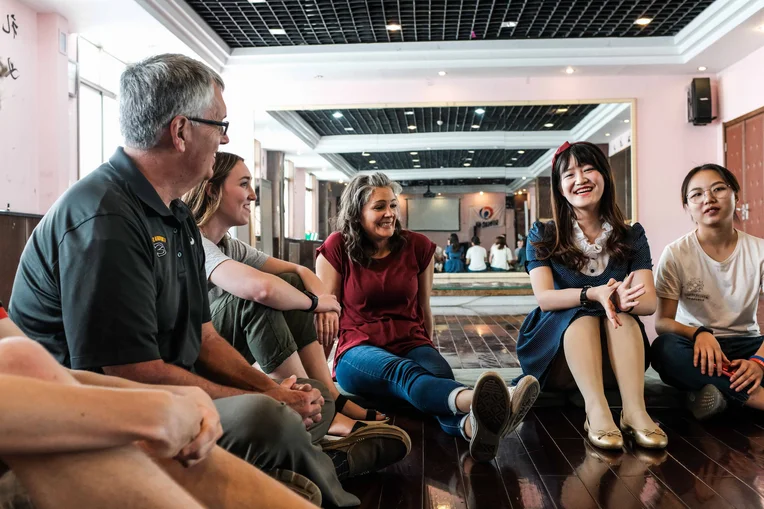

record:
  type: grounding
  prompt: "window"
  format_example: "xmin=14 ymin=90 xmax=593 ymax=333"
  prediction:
xmin=77 ymin=38 xmax=125 ymax=178
xmin=305 ymin=174 xmax=314 ymax=237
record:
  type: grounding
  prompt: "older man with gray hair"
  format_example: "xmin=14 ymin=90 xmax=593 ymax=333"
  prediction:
xmin=10 ymin=54 xmax=404 ymax=507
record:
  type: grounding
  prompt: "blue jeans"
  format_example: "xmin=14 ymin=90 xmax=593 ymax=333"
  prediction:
xmin=335 ymin=345 xmax=466 ymax=436
xmin=650 ymin=333 xmax=764 ymax=405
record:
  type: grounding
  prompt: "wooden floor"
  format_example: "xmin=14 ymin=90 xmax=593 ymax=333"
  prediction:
xmin=335 ymin=314 xmax=764 ymax=509
xmin=434 ymin=314 xmax=524 ymax=369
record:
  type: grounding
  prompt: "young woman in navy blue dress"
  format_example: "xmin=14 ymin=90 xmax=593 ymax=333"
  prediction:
xmin=518 ymin=142 xmax=667 ymax=450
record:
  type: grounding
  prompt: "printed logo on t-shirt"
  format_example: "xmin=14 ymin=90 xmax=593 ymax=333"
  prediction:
xmin=152 ymin=235 xmax=167 ymax=258
xmin=684 ymin=277 xmax=709 ymax=302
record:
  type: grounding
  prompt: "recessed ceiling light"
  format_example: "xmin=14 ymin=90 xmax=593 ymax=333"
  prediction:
xmin=437 ymin=192 xmax=442 ymax=196
xmin=518 ymin=150 xmax=525 ymax=154
xmin=475 ymin=108 xmax=486 ymax=114
xmin=386 ymin=23 xmax=402 ymax=31
xmin=501 ymin=21 xmax=518 ymax=28
xmin=698 ymin=66 xmax=707 ymax=71
xmin=405 ymin=111 xmax=415 ymax=115
xmin=249 ymin=0 xmax=267 ymax=3
xmin=426 ymin=147 xmax=431 ymax=150
xmin=522 ymin=177 xmax=527 ymax=180
xmin=413 ymin=159 xmax=419 ymax=162
xmin=344 ymin=127 xmax=354 ymax=131
xmin=624 ymin=119 xmax=630 ymax=123
xmin=511 ymin=157 xmax=518 ymax=161
xmin=634 ymin=17 xmax=652 ymax=26
xmin=471 ymin=124 xmax=480 ymax=129
xmin=369 ymin=160 xmax=377 ymax=163
xmin=436 ymin=120 xmax=444 ymax=126
xmin=605 ymin=133 xmax=611 ymax=137
xmin=269 ymin=28 xmax=287 ymax=35
xmin=544 ymin=123 xmax=554 ymax=128
xmin=555 ymin=108 xmax=569 ymax=113
xmin=479 ymin=191 xmax=484 ymax=195
xmin=362 ymin=152 xmax=370 ymax=156
xmin=438 ymin=71 xmax=447 ymax=76
xmin=465 ymin=158 xmax=472 ymax=161
xmin=565 ymin=66 xmax=575 ymax=74
xmin=507 ymin=163 xmax=513 ymax=166
xmin=468 ymin=150 xmax=475 ymax=153
xmin=332 ymin=111 xmax=343 ymax=119
xmin=338 ymin=180 xmax=344 ymax=184
xmin=410 ymin=151 xmax=418 ymax=155
xmin=408 ymin=125 xmax=417 ymax=130
xmin=464 ymin=163 xmax=471 ymax=167
xmin=414 ymin=165 xmax=421 ymax=168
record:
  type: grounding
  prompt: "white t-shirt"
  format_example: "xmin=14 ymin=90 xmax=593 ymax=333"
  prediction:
xmin=466 ymin=245 xmax=488 ymax=271
xmin=202 ymin=235 xmax=270 ymax=303
xmin=489 ymin=244 xmax=512 ymax=270
xmin=654 ymin=230 xmax=764 ymax=338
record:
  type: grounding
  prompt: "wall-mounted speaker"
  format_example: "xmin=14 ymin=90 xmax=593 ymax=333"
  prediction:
xmin=687 ymin=77 xmax=715 ymax=126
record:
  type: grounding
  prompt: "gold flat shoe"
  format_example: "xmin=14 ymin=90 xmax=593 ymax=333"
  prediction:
xmin=619 ymin=412 xmax=668 ymax=449
xmin=584 ymin=417 xmax=623 ymax=450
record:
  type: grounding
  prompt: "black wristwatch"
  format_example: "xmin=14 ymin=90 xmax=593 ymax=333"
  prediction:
xmin=303 ymin=291 xmax=319 ymax=313
xmin=580 ymin=285 xmax=593 ymax=308
xmin=693 ymin=326 xmax=713 ymax=341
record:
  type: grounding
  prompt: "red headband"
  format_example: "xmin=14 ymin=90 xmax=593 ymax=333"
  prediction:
xmin=551 ymin=141 xmax=572 ymax=171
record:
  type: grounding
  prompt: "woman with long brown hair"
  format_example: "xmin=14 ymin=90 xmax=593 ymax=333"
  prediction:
xmin=517 ymin=141 xmax=667 ymax=450
xmin=316 ymin=172 xmax=540 ymax=462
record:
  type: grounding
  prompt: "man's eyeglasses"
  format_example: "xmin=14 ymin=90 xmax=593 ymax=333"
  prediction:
xmin=187 ymin=117 xmax=229 ymax=136
xmin=686 ymin=184 xmax=732 ymax=204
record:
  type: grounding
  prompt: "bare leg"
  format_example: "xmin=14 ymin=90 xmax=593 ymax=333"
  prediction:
xmin=602 ymin=315 xmax=655 ymax=429
xmin=0 ymin=338 xmax=203 ymax=509
xmin=563 ymin=317 xmax=616 ymax=431
xmin=158 ymin=447 xmax=317 ymax=509
xmin=268 ymin=351 xmax=309 ymax=380
xmin=745 ymin=385 xmax=764 ymax=410
xmin=298 ymin=341 xmax=384 ymax=422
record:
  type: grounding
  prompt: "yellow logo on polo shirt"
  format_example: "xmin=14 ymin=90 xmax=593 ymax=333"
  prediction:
xmin=152 ymin=235 xmax=167 ymax=258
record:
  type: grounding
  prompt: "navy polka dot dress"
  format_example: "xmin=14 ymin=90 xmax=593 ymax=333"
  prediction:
xmin=517 ymin=221 xmax=653 ymax=388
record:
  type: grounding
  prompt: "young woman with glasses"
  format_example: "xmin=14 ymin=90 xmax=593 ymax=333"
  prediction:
xmin=651 ymin=164 xmax=764 ymax=420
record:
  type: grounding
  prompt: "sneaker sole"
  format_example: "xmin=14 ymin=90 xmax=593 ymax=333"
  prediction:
xmin=503 ymin=375 xmax=540 ymax=436
xmin=686 ymin=384 xmax=727 ymax=421
xmin=319 ymin=424 xmax=412 ymax=455
xmin=269 ymin=469 xmax=322 ymax=506
xmin=470 ymin=371 xmax=511 ymax=463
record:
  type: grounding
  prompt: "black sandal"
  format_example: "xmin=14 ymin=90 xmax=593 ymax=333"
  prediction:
xmin=335 ymin=394 xmax=386 ymax=422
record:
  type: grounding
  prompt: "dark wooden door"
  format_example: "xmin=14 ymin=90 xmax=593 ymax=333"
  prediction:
xmin=744 ymin=114 xmax=764 ymax=238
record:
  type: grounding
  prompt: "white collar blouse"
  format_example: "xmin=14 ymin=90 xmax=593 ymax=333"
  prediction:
xmin=572 ymin=220 xmax=613 ymax=276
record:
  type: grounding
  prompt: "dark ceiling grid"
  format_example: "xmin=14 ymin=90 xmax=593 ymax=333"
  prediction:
xmin=398 ymin=177 xmax=510 ymax=187
xmin=340 ymin=149 xmax=546 ymax=170
xmin=187 ymin=1 xmax=715 ymax=48
xmin=294 ymin=104 xmax=598 ymax=135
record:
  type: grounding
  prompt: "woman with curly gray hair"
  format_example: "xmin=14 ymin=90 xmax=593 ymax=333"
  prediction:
xmin=316 ymin=172 xmax=540 ymax=462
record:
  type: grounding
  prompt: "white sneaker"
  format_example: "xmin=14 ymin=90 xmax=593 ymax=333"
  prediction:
xmin=502 ymin=375 xmax=540 ymax=437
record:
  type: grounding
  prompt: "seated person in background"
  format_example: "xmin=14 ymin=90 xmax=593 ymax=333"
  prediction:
xmin=434 ymin=245 xmax=445 ymax=272
xmin=489 ymin=235 xmax=513 ymax=272
xmin=517 ymin=141 xmax=667 ymax=451
xmin=0 ymin=301 xmax=321 ymax=509
xmin=515 ymin=238 xmax=527 ymax=271
xmin=182 ymin=151 xmax=398 ymax=438
xmin=651 ymin=164 xmax=764 ymax=420
xmin=315 ymin=172 xmax=540 ymax=463
xmin=8 ymin=54 xmax=398 ymax=508
xmin=444 ymin=233 xmax=466 ymax=273
xmin=466 ymin=236 xmax=488 ymax=272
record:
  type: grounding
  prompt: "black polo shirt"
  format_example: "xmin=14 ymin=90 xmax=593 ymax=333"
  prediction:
xmin=9 ymin=147 xmax=210 ymax=371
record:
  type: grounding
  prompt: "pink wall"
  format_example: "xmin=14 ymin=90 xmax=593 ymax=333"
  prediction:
xmin=0 ymin=0 xmax=39 ymax=213
xmin=718 ymin=44 xmax=764 ymax=124
xmin=398 ymin=191 xmax=515 ymax=249
xmin=0 ymin=0 xmax=69 ymax=215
